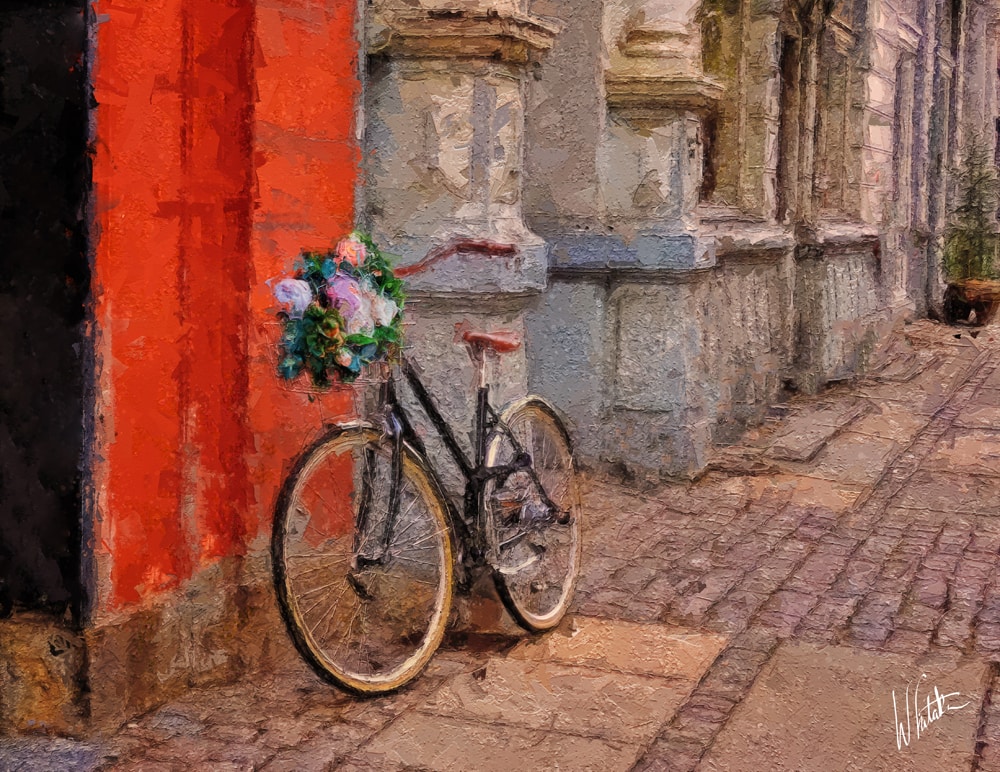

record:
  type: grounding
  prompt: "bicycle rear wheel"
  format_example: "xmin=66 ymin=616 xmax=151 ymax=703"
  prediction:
xmin=483 ymin=398 xmax=582 ymax=631
xmin=272 ymin=424 xmax=453 ymax=694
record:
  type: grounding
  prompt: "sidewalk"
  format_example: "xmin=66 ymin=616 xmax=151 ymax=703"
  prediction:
xmin=2 ymin=319 xmax=999 ymax=771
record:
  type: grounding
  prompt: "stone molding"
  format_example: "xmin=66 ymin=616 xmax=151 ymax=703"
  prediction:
xmin=368 ymin=9 xmax=560 ymax=63
xmin=619 ymin=18 xmax=690 ymax=58
xmin=605 ymin=74 xmax=723 ymax=113
xmin=794 ymin=221 xmax=881 ymax=259
xmin=699 ymin=211 xmax=796 ymax=255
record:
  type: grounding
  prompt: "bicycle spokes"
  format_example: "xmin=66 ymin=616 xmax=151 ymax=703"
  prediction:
xmin=273 ymin=427 xmax=453 ymax=693
xmin=483 ymin=399 xmax=582 ymax=631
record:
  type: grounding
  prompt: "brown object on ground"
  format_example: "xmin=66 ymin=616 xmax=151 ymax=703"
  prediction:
xmin=944 ymin=278 xmax=1000 ymax=326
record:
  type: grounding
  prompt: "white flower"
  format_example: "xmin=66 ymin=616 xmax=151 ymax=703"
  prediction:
xmin=347 ymin=294 xmax=374 ymax=336
xmin=273 ymin=278 xmax=314 ymax=319
xmin=370 ymin=292 xmax=399 ymax=327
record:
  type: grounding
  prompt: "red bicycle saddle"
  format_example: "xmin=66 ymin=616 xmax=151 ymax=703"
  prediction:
xmin=462 ymin=330 xmax=522 ymax=353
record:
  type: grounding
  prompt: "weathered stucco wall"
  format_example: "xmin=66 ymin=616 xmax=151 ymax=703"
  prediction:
xmin=528 ymin=249 xmax=793 ymax=480
xmin=85 ymin=0 xmax=361 ymax=728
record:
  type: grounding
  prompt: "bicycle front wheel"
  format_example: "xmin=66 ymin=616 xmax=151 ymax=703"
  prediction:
xmin=272 ymin=424 xmax=453 ymax=694
xmin=483 ymin=398 xmax=583 ymax=631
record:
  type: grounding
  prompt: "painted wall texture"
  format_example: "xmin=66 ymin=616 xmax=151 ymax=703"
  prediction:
xmin=78 ymin=0 xmax=363 ymax=728
xmin=0 ymin=0 xmax=999 ymax=739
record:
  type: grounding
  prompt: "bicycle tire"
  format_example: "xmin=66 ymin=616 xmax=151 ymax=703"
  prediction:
xmin=483 ymin=398 xmax=583 ymax=631
xmin=272 ymin=423 xmax=454 ymax=694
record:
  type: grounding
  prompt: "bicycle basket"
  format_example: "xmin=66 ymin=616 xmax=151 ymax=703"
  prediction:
xmin=262 ymin=321 xmax=393 ymax=417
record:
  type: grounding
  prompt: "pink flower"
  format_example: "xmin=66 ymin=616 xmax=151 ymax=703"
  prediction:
xmin=335 ymin=235 xmax=366 ymax=266
xmin=326 ymin=275 xmax=374 ymax=335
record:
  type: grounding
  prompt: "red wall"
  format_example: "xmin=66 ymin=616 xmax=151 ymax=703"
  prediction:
xmin=246 ymin=0 xmax=360 ymax=547
xmin=90 ymin=0 xmax=358 ymax=611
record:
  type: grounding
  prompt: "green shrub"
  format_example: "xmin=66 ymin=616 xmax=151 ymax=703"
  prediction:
xmin=943 ymin=135 xmax=999 ymax=282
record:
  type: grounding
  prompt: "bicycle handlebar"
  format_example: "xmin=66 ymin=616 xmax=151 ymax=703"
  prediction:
xmin=393 ymin=238 xmax=519 ymax=278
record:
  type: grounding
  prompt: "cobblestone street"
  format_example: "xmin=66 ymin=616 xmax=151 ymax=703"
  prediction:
xmin=3 ymin=318 xmax=1000 ymax=770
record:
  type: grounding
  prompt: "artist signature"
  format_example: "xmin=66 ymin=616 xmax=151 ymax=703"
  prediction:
xmin=893 ymin=673 xmax=973 ymax=750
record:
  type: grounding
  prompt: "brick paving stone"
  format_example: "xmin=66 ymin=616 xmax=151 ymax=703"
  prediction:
xmin=979 ymin=591 xmax=1000 ymax=623
xmin=801 ymin=596 xmax=859 ymax=632
xmin=981 ymin=608 xmax=1000 ymax=629
xmin=849 ymin=591 xmax=903 ymax=637
xmin=753 ymin=610 xmax=802 ymax=636
xmin=610 ymin=564 xmax=660 ymax=593
xmin=936 ymin=607 xmax=979 ymax=649
xmin=757 ymin=507 xmax=807 ymax=536
xmin=759 ymin=589 xmax=817 ymax=620
xmin=640 ymin=575 xmax=682 ymax=604
xmin=911 ymin=571 xmax=952 ymax=608
xmin=784 ymin=548 xmax=852 ymax=588
xmin=260 ymin=731 xmax=362 ymax=772
xmin=11 ymin=322 xmax=1000 ymax=772
xmin=815 ymin=533 xmax=860 ymax=553
xmin=895 ymin=602 xmax=942 ymax=633
xmin=795 ymin=624 xmax=838 ymax=644
xmin=876 ymin=555 xmax=921 ymax=581
xmin=855 ymin=533 xmax=904 ymax=562
xmin=631 ymin=737 xmax=703 ymax=772
xmin=704 ymin=590 xmax=768 ymax=633
xmin=975 ymin=623 xmax=1000 ymax=653
xmin=883 ymin=628 xmax=932 ymax=655
xmin=830 ymin=559 xmax=883 ymax=596
xmin=104 ymin=761 xmax=176 ymax=772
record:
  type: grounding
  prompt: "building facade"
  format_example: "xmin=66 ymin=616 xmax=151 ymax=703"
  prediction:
xmin=0 ymin=0 xmax=997 ymax=734
xmin=362 ymin=0 xmax=1000 ymax=481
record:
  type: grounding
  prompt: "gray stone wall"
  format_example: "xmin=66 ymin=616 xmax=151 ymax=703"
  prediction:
xmin=362 ymin=0 xmax=1000 ymax=479
xmin=526 ymin=246 xmax=793 ymax=480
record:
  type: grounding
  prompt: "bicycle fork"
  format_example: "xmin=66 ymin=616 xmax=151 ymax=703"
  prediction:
xmin=348 ymin=413 xmax=405 ymax=599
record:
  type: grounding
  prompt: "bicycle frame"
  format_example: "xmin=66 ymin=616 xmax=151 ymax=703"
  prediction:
xmin=356 ymin=357 xmax=553 ymax=581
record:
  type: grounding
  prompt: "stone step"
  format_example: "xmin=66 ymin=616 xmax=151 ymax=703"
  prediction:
xmin=700 ymin=642 xmax=986 ymax=771
xmin=764 ymin=399 xmax=869 ymax=463
xmin=869 ymin=351 xmax=937 ymax=383
xmin=347 ymin=617 xmax=728 ymax=771
xmin=0 ymin=613 xmax=86 ymax=736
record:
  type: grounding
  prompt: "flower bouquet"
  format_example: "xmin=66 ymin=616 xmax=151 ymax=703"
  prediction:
xmin=272 ymin=233 xmax=405 ymax=386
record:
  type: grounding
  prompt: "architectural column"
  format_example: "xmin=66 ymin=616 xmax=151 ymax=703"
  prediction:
xmin=599 ymin=0 xmax=723 ymax=268
xmin=365 ymin=2 xmax=558 ymax=292
xmin=363 ymin=0 xmax=558 ymax=500
xmin=863 ymin=0 xmax=922 ymax=309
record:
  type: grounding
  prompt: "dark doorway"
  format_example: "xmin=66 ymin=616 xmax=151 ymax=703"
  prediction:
xmin=0 ymin=1 xmax=90 ymax=621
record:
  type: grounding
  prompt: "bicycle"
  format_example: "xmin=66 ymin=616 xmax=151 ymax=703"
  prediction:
xmin=271 ymin=329 xmax=583 ymax=694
